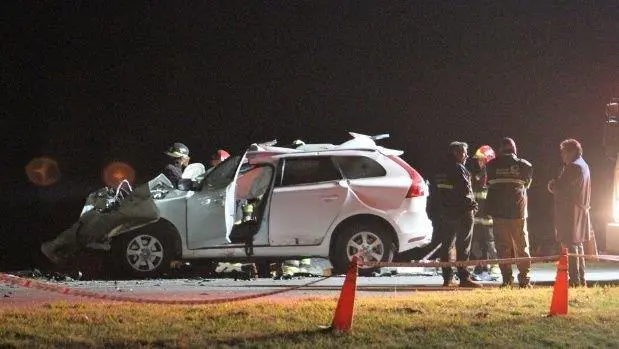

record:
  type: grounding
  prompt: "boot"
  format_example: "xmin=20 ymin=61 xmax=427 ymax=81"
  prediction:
xmin=518 ymin=275 xmax=532 ymax=289
xmin=443 ymin=279 xmax=458 ymax=287
xmin=500 ymin=276 xmax=514 ymax=288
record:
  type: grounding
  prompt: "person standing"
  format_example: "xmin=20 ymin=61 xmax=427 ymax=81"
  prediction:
xmin=470 ymin=145 xmax=499 ymax=278
xmin=435 ymin=141 xmax=482 ymax=288
xmin=547 ymin=139 xmax=591 ymax=287
xmin=486 ymin=137 xmax=533 ymax=288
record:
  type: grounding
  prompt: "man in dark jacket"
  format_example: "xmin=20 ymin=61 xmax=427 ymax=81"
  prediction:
xmin=163 ymin=142 xmax=190 ymax=187
xmin=486 ymin=138 xmax=533 ymax=288
xmin=434 ymin=141 xmax=482 ymax=288
xmin=547 ymin=139 xmax=591 ymax=287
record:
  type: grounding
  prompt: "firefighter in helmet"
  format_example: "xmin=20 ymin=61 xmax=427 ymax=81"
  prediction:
xmin=210 ymin=149 xmax=231 ymax=168
xmin=470 ymin=145 xmax=499 ymax=278
xmin=163 ymin=142 xmax=190 ymax=187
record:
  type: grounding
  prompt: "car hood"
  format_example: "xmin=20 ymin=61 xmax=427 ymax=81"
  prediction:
xmin=149 ymin=173 xmax=197 ymax=203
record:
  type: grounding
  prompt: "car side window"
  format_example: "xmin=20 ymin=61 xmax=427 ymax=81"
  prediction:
xmin=334 ymin=156 xmax=386 ymax=179
xmin=280 ymin=157 xmax=342 ymax=186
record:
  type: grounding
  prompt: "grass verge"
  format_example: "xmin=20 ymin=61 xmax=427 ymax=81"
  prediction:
xmin=1 ymin=287 xmax=619 ymax=348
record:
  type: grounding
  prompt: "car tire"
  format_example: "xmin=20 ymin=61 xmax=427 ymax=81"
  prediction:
xmin=331 ymin=222 xmax=395 ymax=276
xmin=111 ymin=229 xmax=175 ymax=279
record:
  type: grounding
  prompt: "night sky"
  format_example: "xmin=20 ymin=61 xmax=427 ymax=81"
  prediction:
xmin=2 ymin=2 xmax=619 ymax=268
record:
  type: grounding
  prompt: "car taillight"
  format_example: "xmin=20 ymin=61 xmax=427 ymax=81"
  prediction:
xmin=388 ymin=155 xmax=425 ymax=198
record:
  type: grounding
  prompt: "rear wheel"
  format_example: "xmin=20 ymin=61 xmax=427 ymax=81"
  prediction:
xmin=111 ymin=229 xmax=175 ymax=279
xmin=331 ymin=222 xmax=394 ymax=276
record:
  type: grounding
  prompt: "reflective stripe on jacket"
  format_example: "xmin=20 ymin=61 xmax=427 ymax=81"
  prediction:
xmin=485 ymin=154 xmax=533 ymax=219
xmin=474 ymin=216 xmax=494 ymax=226
xmin=431 ymin=161 xmax=476 ymax=216
xmin=471 ymin=166 xmax=490 ymax=222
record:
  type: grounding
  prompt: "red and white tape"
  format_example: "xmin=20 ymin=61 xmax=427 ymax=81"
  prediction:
xmin=0 ymin=273 xmax=331 ymax=305
xmin=363 ymin=254 xmax=619 ymax=268
xmin=574 ymin=254 xmax=619 ymax=262
xmin=363 ymin=255 xmax=561 ymax=268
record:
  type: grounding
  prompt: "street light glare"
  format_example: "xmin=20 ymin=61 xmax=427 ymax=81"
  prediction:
xmin=102 ymin=161 xmax=136 ymax=187
xmin=25 ymin=157 xmax=61 ymax=186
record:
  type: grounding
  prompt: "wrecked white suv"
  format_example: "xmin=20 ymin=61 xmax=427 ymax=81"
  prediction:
xmin=43 ymin=133 xmax=433 ymax=277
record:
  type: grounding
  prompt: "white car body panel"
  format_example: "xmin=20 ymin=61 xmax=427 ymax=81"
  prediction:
xmin=268 ymin=180 xmax=348 ymax=246
xmin=186 ymin=185 xmax=229 ymax=248
xmin=146 ymin=133 xmax=432 ymax=263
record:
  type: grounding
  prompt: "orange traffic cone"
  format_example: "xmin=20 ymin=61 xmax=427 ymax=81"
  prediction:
xmin=331 ymin=256 xmax=359 ymax=332
xmin=549 ymin=247 xmax=569 ymax=316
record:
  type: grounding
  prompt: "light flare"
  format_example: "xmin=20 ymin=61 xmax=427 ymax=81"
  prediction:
xmin=103 ymin=162 xmax=136 ymax=187
xmin=25 ymin=157 xmax=61 ymax=186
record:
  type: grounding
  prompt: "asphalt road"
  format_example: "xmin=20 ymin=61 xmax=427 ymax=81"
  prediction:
xmin=2 ymin=262 xmax=619 ymax=308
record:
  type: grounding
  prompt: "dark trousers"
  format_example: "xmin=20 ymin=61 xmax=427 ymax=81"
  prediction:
xmin=567 ymin=243 xmax=586 ymax=286
xmin=471 ymin=223 xmax=497 ymax=272
xmin=439 ymin=212 xmax=474 ymax=281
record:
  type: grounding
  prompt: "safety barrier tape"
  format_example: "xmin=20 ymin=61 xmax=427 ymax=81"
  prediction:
xmin=0 ymin=273 xmax=331 ymax=305
xmin=572 ymin=254 xmax=619 ymax=262
xmin=363 ymin=255 xmax=561 ymax=268
xmin=364 ymin=254 xmax=619 ymax=268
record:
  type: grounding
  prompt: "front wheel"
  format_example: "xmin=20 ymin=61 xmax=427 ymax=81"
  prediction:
xmin=331 ymin=222 xmax=394 ymax=276
xmin=111 ymin=230 xmax=175 ymax=279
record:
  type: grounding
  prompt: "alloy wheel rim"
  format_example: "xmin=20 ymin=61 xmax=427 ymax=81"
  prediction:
xmin=346 ymin=231 xmax=384 ymax=267
xmin=126 ymin=234 xmax=164 ymax=272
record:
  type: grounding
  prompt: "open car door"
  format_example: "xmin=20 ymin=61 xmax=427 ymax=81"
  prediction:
xmin=186 ymin=153 xmax=246 ymax=249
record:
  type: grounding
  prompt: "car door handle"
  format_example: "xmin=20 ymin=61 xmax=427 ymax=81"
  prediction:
xmin=321 ymin=195 xmax=339 ymax=202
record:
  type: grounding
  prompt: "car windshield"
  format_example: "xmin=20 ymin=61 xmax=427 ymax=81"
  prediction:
xmin=204 ymin=155 xmax=243 ymax=188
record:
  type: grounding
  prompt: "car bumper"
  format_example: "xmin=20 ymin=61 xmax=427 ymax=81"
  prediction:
xmin=394 ymin=212 xmax=433 ymax=253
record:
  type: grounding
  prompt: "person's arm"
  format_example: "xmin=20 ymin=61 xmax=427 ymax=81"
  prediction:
xmin=553 ymin=164 xmax=581 ymax=201
xmin=525 ymin=165 xmax=533 ymax=189
xmin=162 ymin=165 xmax=181 ymax=187
xmin=453 ymin=165 xmax=477 ymax=209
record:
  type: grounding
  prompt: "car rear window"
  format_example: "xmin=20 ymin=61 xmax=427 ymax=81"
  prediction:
xmin=280 ymin=157 xmax=342 ymax=186
xmin=334 ymin=156 xmax=386 ymax=179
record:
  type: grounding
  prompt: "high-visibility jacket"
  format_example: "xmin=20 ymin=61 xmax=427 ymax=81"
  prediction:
xmin=471 ymin=166 xmax=493 ymax=226
xmin=486 ymin=153 xmax=533 ymax=219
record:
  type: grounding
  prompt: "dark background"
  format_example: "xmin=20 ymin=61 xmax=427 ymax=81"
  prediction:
xmin=2 ymin=2 xmax=618 ymax=270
